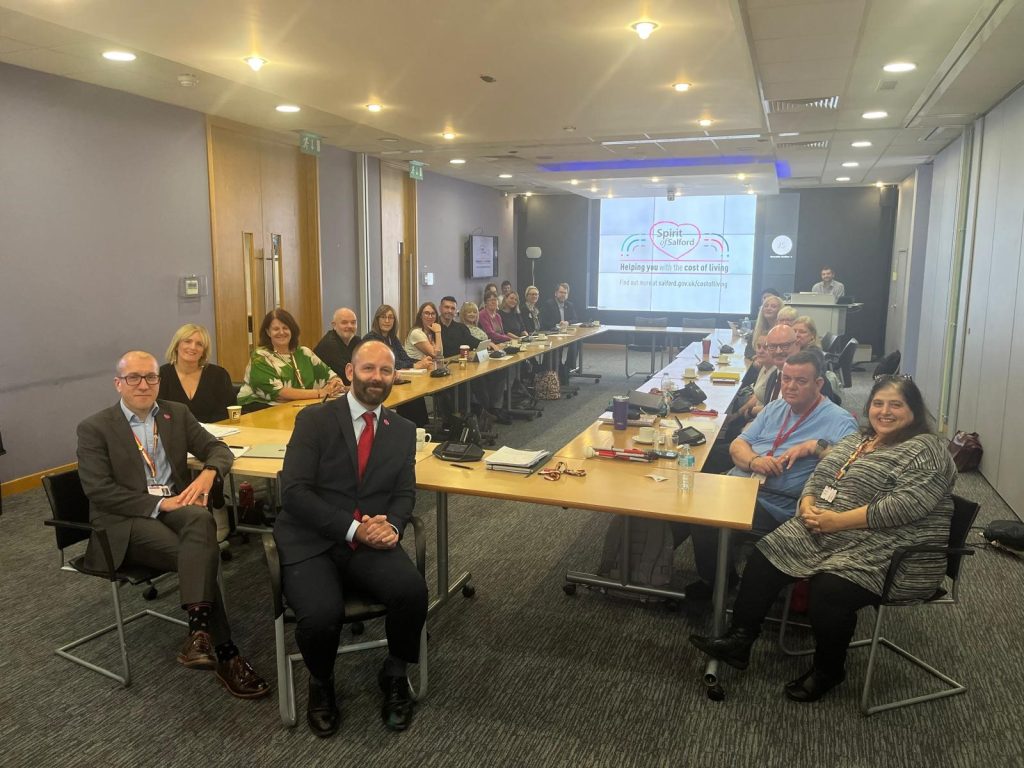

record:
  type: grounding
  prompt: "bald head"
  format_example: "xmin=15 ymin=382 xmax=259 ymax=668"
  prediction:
xmin=331 ymin=308 xmax=358 ymax=343
xmin=764 ymin=324 xmax=797 ymax=367
xmin=116 ymin=350 xmax=158 ymax=375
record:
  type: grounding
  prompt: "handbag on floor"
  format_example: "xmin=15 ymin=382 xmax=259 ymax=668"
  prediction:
xmin=948 ymin=431 xmax=983 ymax=472
xmin=535 ymin=370 xmax=561 ymax=400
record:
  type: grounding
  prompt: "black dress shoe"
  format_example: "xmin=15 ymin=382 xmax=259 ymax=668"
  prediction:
xmin=784 ymin=667 xmax=845 ymax=703
xmin=378 ymin=668 xmax=414 ymax=732
xmin=688 ymin=627 xmax=758 ymax=670
xmin=307 ymin=676 xmax=340 ymax=738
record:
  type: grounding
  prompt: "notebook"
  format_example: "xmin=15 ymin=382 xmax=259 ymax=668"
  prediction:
xmin=244 ymin=444 xmax=288 ymax=459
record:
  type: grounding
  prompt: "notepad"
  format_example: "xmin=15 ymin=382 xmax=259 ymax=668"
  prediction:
xmin=201 ymin=424 xmax=241 ymax=438
xmin=485 ymin=446 xmax=551 ymax=474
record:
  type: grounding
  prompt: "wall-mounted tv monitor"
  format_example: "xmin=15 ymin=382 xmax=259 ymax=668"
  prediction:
xmin=465 ymin=234 xmax=498 ymax=279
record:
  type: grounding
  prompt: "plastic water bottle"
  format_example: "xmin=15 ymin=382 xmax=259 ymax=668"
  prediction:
xmin=678 ymin=444 xmax=696 ymax=492
xmin=740 ymin=316 xmax=751 ymax=333
xmin=659 ymin=373 xmax=674 ymax=415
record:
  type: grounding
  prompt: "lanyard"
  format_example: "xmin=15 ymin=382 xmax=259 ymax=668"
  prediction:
xmin=766 ymin=395 xmax=822 ymax=456
xmin=833 ymin=436 xmax=873 ymax=482
xmin=132 ymin=417 xmax=159 ymax=479
xmin=275 ymin=352 xmax=305 ymax=388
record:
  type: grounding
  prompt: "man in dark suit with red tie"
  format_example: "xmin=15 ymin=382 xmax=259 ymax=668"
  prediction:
xmin=277 ymin=339 xmax=427 ymax=737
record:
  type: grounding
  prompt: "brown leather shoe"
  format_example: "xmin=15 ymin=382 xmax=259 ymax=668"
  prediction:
xmin=177 ymin=631 xmax=216 ymax=670
xmin=216 ymin=656 xmax=271 ymax=699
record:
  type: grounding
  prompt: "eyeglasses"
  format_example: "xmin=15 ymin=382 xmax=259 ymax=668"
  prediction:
xmin=874 ymin=373 xmax=912 ymax=382
xmin=381 ymin=313 xmax=395 ymax=320
xmin=538 ymin=461 xmax=587 ymax=481
xmin=765 ymin=342 xmax=794 ymax=351
xmin=118 ymin=373 xmax=160 ymax=387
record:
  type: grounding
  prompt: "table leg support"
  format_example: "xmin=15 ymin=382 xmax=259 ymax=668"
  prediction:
xmin=702 ymin=528 xmax=732 ymax=696
xmin=428 ymin=491 xmax=472 ymax=615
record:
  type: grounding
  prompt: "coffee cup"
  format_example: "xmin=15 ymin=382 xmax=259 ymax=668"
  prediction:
xmin=718 ymin=353 xmax=730 ymax=364
xmin=416 ymin=428 xmax=432 ymax=445
xmin=637 ymin=426 xmax=656 ymax=443
xmin=684 ymin=367 xmax=697 ymax=379
xmin=227 ymin=405 xmax=242 ymax=423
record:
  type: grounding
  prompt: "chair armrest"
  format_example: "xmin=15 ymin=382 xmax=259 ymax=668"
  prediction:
xmin=261 ymin=533 xmax=285 ymax=619
xmin=44 ymin=519 xmax=119 ymax=581
xmin=880 ymin=544 xmax=974 ymax=602
xmin=409 ymin=514 xmax=426 ymax=576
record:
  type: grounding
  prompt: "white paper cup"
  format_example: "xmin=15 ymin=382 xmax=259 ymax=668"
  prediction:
xmin=227 ymin=405 xmax=242 ymax=422
xmin=684 ymin=367 xmax=697 ymax=379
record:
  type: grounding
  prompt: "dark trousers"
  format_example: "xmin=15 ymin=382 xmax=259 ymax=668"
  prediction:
xmin=687 ymin=502 xmax=783 ymax=585
xmin=733 ymin=550 xmax=880 ymax=676
xmin=123 ymin=505 xmax=229 ymax=641
xmin=282 ymin=543 xmax=428 ymax=681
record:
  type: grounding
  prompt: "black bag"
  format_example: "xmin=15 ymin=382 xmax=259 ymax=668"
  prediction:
xmin=670 ymin=382 xmax=707 ymax=411
xmin=983 ymin=520 xmax=1024 ymax=553
xmin=948 ymin=431 xmax=983 ymax=472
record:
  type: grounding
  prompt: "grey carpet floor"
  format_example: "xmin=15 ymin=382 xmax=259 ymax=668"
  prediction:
xmin=2 ymin=348 xmax=1023 ymax=768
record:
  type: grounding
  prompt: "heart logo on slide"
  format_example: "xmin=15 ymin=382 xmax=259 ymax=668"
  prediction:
xmin=649 ymin=221 xmax=702 ymax=260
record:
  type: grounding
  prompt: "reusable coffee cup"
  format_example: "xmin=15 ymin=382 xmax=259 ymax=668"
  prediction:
xmin=637 ymin=426 xmax=656 ymax=443
xmin=227 ymin=405 xmax=242 ymax=422
xmin=701 ymin=339 xmax=712 ymax=357
xmin=459 ymin=345 xmax=470 ymax=360
xmin=612 ymin=395 xmax=630 ymax=430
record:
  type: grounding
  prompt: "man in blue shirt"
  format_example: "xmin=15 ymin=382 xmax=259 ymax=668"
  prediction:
xmin=77 ymin=351 xmax=268 ymax=699
xmin=687 ymin=349 xmax=858 ymax=598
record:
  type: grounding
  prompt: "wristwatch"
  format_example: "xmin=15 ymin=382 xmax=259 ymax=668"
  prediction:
xmin=815 ymin=439 xmax=829 ymax=458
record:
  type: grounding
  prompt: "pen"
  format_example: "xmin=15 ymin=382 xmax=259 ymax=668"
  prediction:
xmin=449 ymin=463 xmax=474 ymax=470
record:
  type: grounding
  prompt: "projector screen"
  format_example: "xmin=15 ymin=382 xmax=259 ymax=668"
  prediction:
xmin=597 ymin=195 xmax=756 ymax=314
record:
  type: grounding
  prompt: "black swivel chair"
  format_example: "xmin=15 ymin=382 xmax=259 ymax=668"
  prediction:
xmin=264 ymin=473 xmax=428 ymax=726
xmin=777 ymin=495 xmax=980 ymax=715
xmin=827 ymin=337 xmax=859 ymax=388
xmin=42 ymin=469 xmax=187 ymax=686
xmin=873 ymin=350 xmax=902 ymax=377
xmin=626 ymin=316 xmax=669 ymax=378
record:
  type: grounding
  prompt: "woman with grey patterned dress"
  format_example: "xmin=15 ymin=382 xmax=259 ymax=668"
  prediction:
xmin=691 ymin=376 xmax=958 ymax=703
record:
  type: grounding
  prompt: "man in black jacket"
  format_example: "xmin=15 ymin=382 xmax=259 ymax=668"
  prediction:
xmin=539 ymin=282 xmax=581 ymax=382
xmin=314 ymin=307 xmax=360 ymax=384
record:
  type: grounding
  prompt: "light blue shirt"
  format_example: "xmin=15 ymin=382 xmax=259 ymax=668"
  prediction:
xmin=120 ymin=400 xmax=171 ymax=518
xmin=732 ymin=396 xmax=858 ymax=522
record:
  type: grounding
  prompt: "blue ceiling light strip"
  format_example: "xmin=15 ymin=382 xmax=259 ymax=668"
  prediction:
xmin=537 ymin=156 xmax=779 ymax=172
xmin=775 ymin=160 xmax=792 ymax=178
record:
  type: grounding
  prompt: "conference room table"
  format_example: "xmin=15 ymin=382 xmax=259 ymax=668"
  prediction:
xmin=206 ymin=325 xmax=757 ymax=693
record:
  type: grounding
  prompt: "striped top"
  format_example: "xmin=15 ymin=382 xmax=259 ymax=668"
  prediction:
xmin=757 ymin=432 xmax=957 ymax=602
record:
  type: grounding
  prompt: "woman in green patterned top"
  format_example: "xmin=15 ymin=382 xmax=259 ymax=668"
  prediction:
xmin=237 ymin=309 xmax=344 ymax=407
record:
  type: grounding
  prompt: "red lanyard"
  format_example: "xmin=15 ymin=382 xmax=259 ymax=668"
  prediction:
xmin=766 ymin=395 xmax=822 ymax=456
xmin=132 ymin=417 xmax=159 ymax=479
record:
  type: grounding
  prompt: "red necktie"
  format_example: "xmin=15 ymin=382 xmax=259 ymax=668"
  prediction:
xmin=350 ymin=411 xmax=375 ymax=548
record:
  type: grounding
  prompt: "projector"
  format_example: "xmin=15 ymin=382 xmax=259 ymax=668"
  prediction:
xmin=667 ymin=191 xmax=676 ymax=202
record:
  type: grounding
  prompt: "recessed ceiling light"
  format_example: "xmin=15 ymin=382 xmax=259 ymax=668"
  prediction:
xmin=835 ymin=176 xmax=851 ymax=182
xmin=366 ymin=103 xmax=383 ymax=113
xmin=875 ymin=181 xmax=886 ymax=188
xmin=651 ymin=177 xmax=660 ymax=183
xmin=177 ymin=74 xmax=199 ymax=88
xmin=883 ymin=61 xmax=916 ymax=73
xmin=607 ymin=191 xmax=614 ymax=198
xmin=563 ymin=125 xmax=576 ymax=132
xmin=590 ymin=185 xmax=598 ymax=193
xmin=449 ymin=158 xmax=466 ymax=165
xmin=275 ymin=104 xmax=300 ymax=113
xmin=737 ymin=173 xmax=746 ymax=181
xmin=698 ymin=119 xmax=713 ymax=128
xmin=779 ymin=132 xmax=800 ymax=137
xmin=631 ymin=21 xmax=658 ymax=40
xmin=378 ymin=137 xmax=399 ymax=143
xmin=862 ymin=111 xmax=888 ymax=120
xmin=498 ymin=173 xmax=513 ymax=179
xmin=441 ymin=131 xmax=456 ymax=140
xmin=851 ymin=140 xmax=873 ymax=148
xmin=244 ymin=56 xmax=267 ymax=71
xmin=746 ymin=189 xmax=755 ymax=195
xmin=102 ymin=50 xmax=136 ymax=62
xmin=672 ymin=82 xmax=691 ymax=93
xmin=525 ymin=191 xmax=533 ymax=197
xmin=841 ymin=161 xmax=859 ymax=168
xmin=570 ymin=179 xmax=580 ymax=186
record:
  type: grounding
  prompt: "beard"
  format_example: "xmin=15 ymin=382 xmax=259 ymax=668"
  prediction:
xmin=352 ymin=374 xmax=392 ymax=407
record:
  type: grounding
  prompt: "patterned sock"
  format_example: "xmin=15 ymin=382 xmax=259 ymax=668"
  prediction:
xmin=186 ymin=603 xmax=212 ymax=634
xmin=215 ymin=641 xmax=239 ymax=663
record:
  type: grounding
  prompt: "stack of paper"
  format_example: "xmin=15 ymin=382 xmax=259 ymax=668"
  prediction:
xmin=202 ymin=424 xmax=240 ymax=438
xmin=398 ymin=368 xmax=428 ymax=375
xmin=597 ymin=411 xmax=656 ymax=427
xmin=485 ymin=446 xmax=551 ymax=474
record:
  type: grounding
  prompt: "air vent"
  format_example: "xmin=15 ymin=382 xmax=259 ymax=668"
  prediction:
xmin=764 ymin=96 xmax=839 ymax=114
xmin=877 ymin=79 xmax=898 ymax=91
xmin=777 ymin=140 xmax=830 ymax=149
xmin=479 ymin=154 xmax=531 ymax=163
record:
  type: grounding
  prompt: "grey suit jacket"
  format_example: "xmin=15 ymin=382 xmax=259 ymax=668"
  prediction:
xmin=76 ymin=399 xmax=233 ymax=570
xmin=276 ymin=396 xmax=416 ymax=566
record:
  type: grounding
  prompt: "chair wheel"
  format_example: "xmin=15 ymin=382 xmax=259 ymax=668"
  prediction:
xmin=462 ymin=584 xmax=476 ymax=598
xmin=707 ymin=684 xmax=725 ymax=701
xmin=350 ymin=621 xmax=365 ymax=636
xmin=562 ymin=583 xmax=577 ymax=596
xmin=143 ymin=586 xmax=158 ymax=601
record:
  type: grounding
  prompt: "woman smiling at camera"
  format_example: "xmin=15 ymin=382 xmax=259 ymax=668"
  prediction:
xmin=159 ymin=324 xmax=235 ymax=423
xmin=237 ymin=309 xmax=344 ymax=407
xmin=363 ymin=304 xmax=431 ymax=425
xmin=691 ymin=376 xmax=957 ymax=703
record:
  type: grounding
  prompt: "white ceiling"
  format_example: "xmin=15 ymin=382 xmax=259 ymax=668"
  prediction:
xmin=2 ymin=0 xmax=1022 ymax=198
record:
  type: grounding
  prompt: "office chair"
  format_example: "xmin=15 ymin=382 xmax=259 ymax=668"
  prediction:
xmin=776 ymin=495 xmax=979 ymax=715
xmin=873 ymin=350 xmax=902 ymax=377
xmin=264 ymin=474 xmax=428 ymax=726
xmin=626 ymin=316 xmax=669 ymax=378
xmin=42 ymin=469 xmax=187 ymax=686
xmin=827 ymin=337 xmax=858 ymax=387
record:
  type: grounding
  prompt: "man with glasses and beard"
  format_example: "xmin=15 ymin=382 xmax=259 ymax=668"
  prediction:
xmin=278 ymin=339 xmax=427 ymax=737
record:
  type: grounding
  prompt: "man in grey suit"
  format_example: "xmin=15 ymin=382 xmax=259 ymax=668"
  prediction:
xmin=279 ymin=339 xmax=427 ymax=737
xmin=76 ymin=350 xmax=268 ymax=699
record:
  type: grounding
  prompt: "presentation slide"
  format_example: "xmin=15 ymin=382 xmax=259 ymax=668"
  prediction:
xmin=597 ymin=195 xmax=756 ymax=314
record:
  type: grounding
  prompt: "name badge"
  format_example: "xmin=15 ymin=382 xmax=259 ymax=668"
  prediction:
xmin=147 ymin=484 xmax=172 ymax=498
xmin=820 ymin=485 xmax=838 ymax=503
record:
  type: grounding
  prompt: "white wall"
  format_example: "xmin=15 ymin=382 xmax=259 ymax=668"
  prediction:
xmin=956 ymin=86 xmax=1024 ymax=515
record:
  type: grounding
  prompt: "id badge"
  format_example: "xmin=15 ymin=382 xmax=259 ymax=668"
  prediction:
xmin=147 ymin=484 xmax=172 ymax=498
xmin=820 ymin=485 xmax=838 ymax=503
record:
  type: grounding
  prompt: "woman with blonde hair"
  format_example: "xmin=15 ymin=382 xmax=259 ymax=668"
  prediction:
xmin=159 ymin=324 xmax=235 ymax=423
xmin=793 ymin=315 xmax=821 ymax=350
